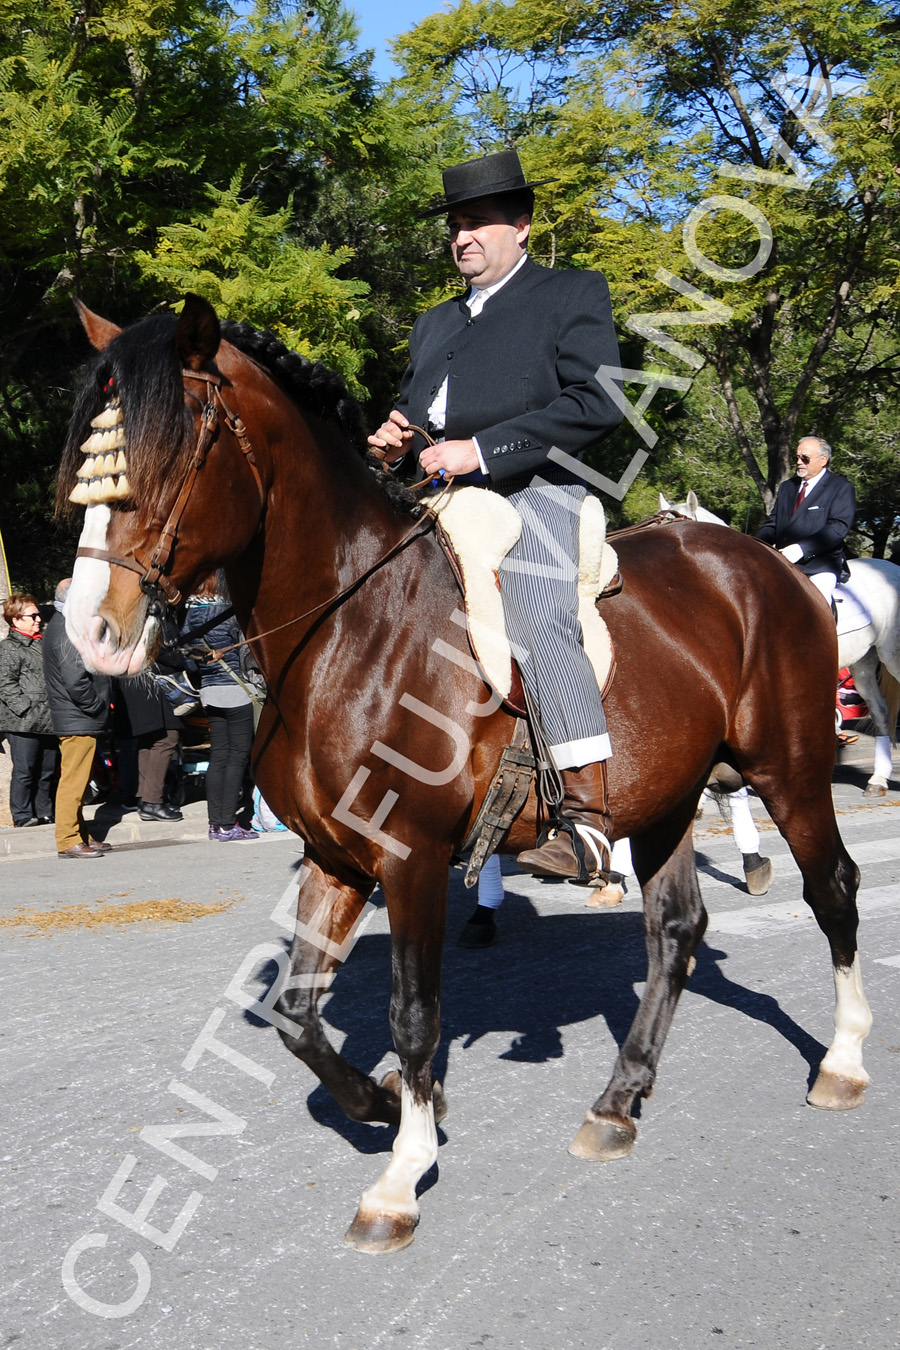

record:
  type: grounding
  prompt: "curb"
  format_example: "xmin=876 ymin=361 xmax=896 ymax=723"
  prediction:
xmin=0 ymin=799 xmax=293 ymax=860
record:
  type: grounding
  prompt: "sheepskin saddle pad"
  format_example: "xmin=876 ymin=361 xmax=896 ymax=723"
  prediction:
xmin=426 ymin=484 xmax=617 ymax=704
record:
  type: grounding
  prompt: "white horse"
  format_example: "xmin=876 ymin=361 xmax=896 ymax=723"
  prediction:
xmin=660 ymin=492 xmax=900 ymax=795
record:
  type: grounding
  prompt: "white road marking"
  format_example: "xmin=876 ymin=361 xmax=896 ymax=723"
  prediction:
xmin=874 ymin=954 xmax=900 ymax=969
xmin=707 ymin=883 xmax=900 ymax=939
xmin=697 ymin=833 xmax=900 ymax=889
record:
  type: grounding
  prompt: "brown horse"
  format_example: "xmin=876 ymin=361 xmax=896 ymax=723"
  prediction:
xmin=60 ymin=295 xmax=871 ymax=1254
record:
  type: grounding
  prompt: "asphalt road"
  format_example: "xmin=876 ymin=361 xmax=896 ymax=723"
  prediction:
xmin=1 ymin=735 xmax=898 ymax=1350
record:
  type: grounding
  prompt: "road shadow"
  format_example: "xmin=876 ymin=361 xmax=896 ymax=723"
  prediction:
xmin=242 ymin=870 xmax=827 ymax=1152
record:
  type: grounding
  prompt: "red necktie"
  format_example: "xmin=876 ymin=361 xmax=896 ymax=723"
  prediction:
xmin=792 ymin=482 xmax=807 ymax=514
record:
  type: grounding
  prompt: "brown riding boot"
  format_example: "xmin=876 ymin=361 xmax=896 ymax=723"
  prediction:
xmin=516 ymin=761 xmax=613 ymax=883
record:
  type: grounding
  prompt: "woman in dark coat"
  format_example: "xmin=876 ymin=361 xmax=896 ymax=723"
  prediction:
xmin=0 ymin=594 xmax=57 ymax=826
xmin=181 ymin=574 xmax=257 ymax=841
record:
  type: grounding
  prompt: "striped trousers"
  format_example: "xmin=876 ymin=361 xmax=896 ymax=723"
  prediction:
xmin=498 ymin=482 xmax=612 ymax=770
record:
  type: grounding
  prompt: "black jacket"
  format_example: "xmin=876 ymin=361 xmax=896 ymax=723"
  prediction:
xmin=0 ymin=629 xmax=54 ymax=735
xmin=756 ymin=470 xmax=856 ymax=579
xmin=395 ymin=257 xmax=623 ymax=496
xmin=42 ymin=611 xmax=111 ymax=736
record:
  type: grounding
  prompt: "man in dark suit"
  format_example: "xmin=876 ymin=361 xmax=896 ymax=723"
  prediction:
xmin=369 ymin=150 xmax=624 ymax=896
xmin=756 ymin=437 xmax=855 ymax=607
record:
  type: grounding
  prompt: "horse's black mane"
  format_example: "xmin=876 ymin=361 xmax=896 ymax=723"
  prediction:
xmin=220 ymin=321 xmax=422 ymax=519
xmin=58 ymin=311 xmax=421 ymax=519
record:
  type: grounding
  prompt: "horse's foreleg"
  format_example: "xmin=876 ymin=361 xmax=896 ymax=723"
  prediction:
xmin=570 ymin=817 xmax=706 ymax=1161
xmin=274 ymin=856 xmax=403 ymax=1126
xmin=807 ymin=955 xmax=872 ymax=1109
xmin=345 ymin=860 xmax=449 ymax=1254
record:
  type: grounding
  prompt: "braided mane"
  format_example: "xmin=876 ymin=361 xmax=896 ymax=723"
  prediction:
xmin=58 ymin=311 xmax=421 ymax=519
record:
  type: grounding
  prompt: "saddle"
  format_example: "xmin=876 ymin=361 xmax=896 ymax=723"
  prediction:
xmin=427 ymin=484 xmax=620 ymax=715
xmin=426 ymin=484 xmax=622 ymax=887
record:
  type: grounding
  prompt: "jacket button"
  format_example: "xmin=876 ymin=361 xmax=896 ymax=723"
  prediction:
xmin=447 ymin=352 xmax=453 ymax=359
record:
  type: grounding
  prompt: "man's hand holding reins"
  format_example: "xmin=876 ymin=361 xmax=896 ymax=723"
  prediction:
xmin=368 ymin=410 xmax=414 ymax=462
xmin=419 ymin=439 xmax=480 ymax=478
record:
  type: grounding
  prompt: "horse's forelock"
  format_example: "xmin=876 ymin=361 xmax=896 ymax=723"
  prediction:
xmin=59 ymin=315 xmax=193 ymax=517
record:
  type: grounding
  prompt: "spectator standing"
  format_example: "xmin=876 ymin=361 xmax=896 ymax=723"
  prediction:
xmin=42 ymin=578 xmax=112 ymax=858
xmin=0 ymin=594 xmax=57 ymax=827
xmin=114 ymin=667 xmax=183 ymax=822
xmin=181 ymin=574 xmax=257 ymax=842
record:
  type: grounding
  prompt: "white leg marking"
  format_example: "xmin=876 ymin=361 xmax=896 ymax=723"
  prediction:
xmin=357 ymin=1081 xmax=438 ymax=1221
xmin=818 ymin=956 xmax=872 ymax=1084
xmin=873 ymin=736 xmax=893 ymax=782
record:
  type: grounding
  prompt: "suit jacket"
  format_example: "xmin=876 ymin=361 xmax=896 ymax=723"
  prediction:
xmin=756 ymin=470 xmax=855 ymax=578
xmin=395 ymin=257 xmax=623 ymax=495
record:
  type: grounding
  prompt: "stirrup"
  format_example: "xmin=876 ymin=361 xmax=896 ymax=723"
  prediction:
xmin=534 ymin=817 xmax=610 ymax=886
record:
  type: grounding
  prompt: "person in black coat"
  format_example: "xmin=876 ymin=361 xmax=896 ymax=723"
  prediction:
xmin=42 ymin=578 xmax=112 ymax=858
xmin=181 ymin=574 xmax=258 ymax=842
xmin=114 ymin=665 xmax=183 ymax=822
xmin=368 ymin=149 xmax=623 ymax=895
xmin=0 ymin=594 xmax=57 ymax=826
xmin=756 ymin=437 xmax=856 ymax=607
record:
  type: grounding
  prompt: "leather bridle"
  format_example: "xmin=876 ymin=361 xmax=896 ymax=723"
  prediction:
xmin=73 ymin=370 xmax=440 ymax=653
xmin=75 ymin=368 xmax=265 ymax=615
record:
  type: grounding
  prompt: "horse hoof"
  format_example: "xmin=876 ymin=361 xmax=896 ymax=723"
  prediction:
xmin=864 ymin=783 xmax=887 ymax=798
xmin=568 ymin=1112 xmax=637 ymax=1161
xmin=585 ymin=882 xmax=624 ymax=908
xmin=807 ymin=1070 xmax=868 ymax=1111
xmin=744 ymin=856 xmax=774 ymax=896
xmin=344 ymin=1208 xmax=418 ymax=1254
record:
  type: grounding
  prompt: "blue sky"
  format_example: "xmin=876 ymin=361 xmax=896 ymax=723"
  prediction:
xmin=348 ymin=0 xmax=445 ymax=80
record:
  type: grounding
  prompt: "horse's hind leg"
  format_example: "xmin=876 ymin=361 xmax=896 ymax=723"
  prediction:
xmin=345 ymin=855 xmax=450 ymax=1255
xmin=274 ymin=855 xmax=404 ymax=1126
xmin=570 ymin=812 xmax=707 ymax=1161
xmin=754 ymin=783 xmax=872 ymax=1109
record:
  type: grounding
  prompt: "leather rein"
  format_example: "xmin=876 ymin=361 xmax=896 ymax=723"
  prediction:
xmin=76 ymin=369 xmax=263 ymax=614
xmin=75 ymin=372 xmax=439 ymax=653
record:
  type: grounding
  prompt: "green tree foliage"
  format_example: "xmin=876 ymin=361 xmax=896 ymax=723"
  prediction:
xmin=0 ymin=0 xmax=441 ymax=588
xmin=394 ymin=0 xmax=900 ymax=545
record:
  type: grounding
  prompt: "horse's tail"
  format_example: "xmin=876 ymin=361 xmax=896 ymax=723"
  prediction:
xmin=879 ymin=666 xmax=900 ymax=745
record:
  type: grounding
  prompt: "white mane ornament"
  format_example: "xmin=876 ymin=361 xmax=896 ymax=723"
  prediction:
xmin=68 ymin=398 xmax=131 ymax=505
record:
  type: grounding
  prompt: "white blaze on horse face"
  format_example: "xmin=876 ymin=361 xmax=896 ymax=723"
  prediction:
xmin=67 ymin=506 xmax=112 ymax=654
xmin=67 ymin=504 xmax=156 ymax=677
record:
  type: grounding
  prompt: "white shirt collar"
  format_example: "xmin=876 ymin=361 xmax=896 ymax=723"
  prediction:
xmin=802 ymin=466 xmax=828 ymax=493
xmin=467 ymin=252 xmax=528 ymax=311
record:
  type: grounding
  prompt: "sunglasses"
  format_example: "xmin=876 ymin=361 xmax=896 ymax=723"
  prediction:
xmin=796 ymin=454 xmax=815 ymax=464
xmin=21 ymin=612 xmax=41 ymax=621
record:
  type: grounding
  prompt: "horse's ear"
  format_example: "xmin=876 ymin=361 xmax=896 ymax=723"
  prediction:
xmin=175 ymin=293 xmax=221 ymax=371
xmin=687 ymin=490 xmax=699 ymax=514
xmin=659 ymin=492 xmax=671 ymax=510
xmin=75 ymin=299 xmax=122 ymax=351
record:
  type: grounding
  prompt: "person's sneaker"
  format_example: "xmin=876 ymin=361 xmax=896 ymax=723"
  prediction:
xmin=217 ymin=824 xmax=259 ymax=841
xmin=138 ymin=802 xmax=184 ymax=822
xmin=156 ymin=671 xmax=199 ymax=716
xmin=208 ymin=825 xmax=222 ymax=841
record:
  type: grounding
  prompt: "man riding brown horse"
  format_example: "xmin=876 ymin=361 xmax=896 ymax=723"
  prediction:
xmin=368 ymin=149 xmax=623 ymax=891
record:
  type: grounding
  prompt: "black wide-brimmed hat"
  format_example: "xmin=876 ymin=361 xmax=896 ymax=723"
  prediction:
xmin=422 ymin=149 xmax=557 ymax=217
